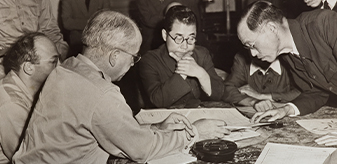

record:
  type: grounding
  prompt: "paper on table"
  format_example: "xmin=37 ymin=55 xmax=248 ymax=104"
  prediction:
xmin=296 ymin=119 xmax=337 ymax=135
xmin=255 ymin=143 xmax=337 ymax=164
xmin=136 ymin=108 xmax=255 ymax=126
xmin=147 ymin=153 xmax=197 ymax=164
xmin=136 ymin=108 xmax=261 ymax=142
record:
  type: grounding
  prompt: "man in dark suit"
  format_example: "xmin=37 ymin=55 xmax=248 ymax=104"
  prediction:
xmin=237 ymin=1 xmax=337 ymax=123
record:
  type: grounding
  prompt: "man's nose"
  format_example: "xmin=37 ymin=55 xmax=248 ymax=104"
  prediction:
xmin=179 ymin=41 xmax=188 ymax=50
xmin=250 ymin=49 xmax=258 ymax=57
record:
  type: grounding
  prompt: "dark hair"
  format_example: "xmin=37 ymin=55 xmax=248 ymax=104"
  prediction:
xmin=163 ymin=5 xmax=197 ymax=32
xmin=241 ymin=1 xmax=284 ymax=31
xmin=3 ymin=32 xmax=46 ymax=74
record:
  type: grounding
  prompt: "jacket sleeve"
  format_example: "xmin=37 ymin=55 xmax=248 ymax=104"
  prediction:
xmin=0 ymin=103 xmax=30 ymax=159
xmin=289 ymin=68 xmax=329 ymax=115
xmin=91 ymin=93 xmax=191 ymax=163
xmin=222 ymin=53 xmax=250 ymax=103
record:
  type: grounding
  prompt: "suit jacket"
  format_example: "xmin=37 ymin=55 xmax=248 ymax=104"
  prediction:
xmin=61 ymin=0 xmax=110 ymax=31
xmin=139 ymin=44 xmax=224 ymax=108
xmin=282 ymin=9 xmax=337 ymax=115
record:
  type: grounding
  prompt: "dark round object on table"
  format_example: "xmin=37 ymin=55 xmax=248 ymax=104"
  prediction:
xmin=191 ymin=139 xmax=237 ymax=162
xmin=269 ymin=122 xmax=284 ymax=128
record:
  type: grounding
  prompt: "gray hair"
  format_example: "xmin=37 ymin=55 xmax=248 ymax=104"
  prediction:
xmin=82 ymin=10 xmax=141 ymax=58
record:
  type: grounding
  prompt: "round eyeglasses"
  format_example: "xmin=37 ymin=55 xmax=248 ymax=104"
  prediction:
xmin=167 ymin=31 xmax=196 ymax=45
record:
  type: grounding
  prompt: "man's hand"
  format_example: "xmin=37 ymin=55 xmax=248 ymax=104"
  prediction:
xmin=254 ymin=100 xmax=274 ymax=112
xmin=157 ymin=112 xmax=195 ymax=140
xmin=315 ymin=132 xmax=337 ymax=146
xmin=250 ymin=104 xmax=294 ymax=123
xmin=175 ymin=56 xmax=205 ymax=78
xmin=304 ymin=0 xmax=322 ymax=7
xmin=192 ymin=119 xmax=230 ymax=140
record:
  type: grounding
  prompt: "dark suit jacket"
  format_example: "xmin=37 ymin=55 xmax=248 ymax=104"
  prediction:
xmin=139 ymin=44 xmax=224 ymax=108
xmin=282 ymin=9 xmax=337 ymax=115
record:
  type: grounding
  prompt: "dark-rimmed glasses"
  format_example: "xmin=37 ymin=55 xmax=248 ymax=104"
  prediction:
xmin=167 ymin=31 xmax=196 ymax=45
xmin=115 ymin=48 xmax=141 ymax=64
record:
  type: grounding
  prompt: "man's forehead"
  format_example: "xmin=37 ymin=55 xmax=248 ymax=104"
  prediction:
xmin=237 ymin=20 xmax=252 ymax=42
xmin=171 ymin=20 xmax=196 ymax=34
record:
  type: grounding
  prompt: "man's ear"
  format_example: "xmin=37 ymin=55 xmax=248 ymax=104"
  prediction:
xmin=109 ymin=50 xmax=119 ymax=67
xmin=23 ymin=62 xmax=34 ymax=76
xmin=162 ymin=29 xmax=167 ymax=42
xmin=266 ymin=21 xmax=278 ymax=34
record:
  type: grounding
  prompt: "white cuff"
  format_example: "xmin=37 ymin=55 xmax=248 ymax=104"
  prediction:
xmin=286 ymin=103 xmax=300 ymax=116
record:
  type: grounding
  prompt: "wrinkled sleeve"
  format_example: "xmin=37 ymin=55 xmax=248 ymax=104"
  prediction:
xmin=139 ymin=53 xmax=191 ymax=108
xmin=222 ymin=53 xmax=250 ymax=103
xmin=39 ymin=0 xmax=69 ymax=60
xmin=0 ymin=103 xmax=29 ymax=159
xmin=91 ymin=93 xmax=191 ymax=163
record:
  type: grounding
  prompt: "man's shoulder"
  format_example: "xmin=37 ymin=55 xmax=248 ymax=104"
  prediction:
xmin=297 ymin=9 xmax=336 ymax=23
xmin=0 ymin=76 xmax=31 ymax=109
xmin=58 ymin=58 xmax=117 ymax=94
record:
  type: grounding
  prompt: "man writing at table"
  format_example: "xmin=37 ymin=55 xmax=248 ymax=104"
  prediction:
xmin=12 ymin=10 xmax=230 ymax=164
xmin=237 ymin=0 xmax=337 ymax=145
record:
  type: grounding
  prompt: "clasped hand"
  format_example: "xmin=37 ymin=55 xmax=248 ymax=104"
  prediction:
xmin=169 ymin=52 xmax=203 ymax=78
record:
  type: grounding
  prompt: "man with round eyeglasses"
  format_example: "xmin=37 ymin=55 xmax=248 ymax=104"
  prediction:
xmin=139 ymin=5 xmax=224 ymax=108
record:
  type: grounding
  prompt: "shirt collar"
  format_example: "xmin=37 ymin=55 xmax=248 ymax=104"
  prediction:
xmin=321 ymin=0 xmax=337 ymax=9
xmin=250 ymin=59 xmax=282 ymax=76
xmin=76 ymin=54 xmax=112 ymax=82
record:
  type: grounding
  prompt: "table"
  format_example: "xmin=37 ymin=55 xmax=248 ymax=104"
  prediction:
xmin=107 ymin=105 xmax=337 ymax=164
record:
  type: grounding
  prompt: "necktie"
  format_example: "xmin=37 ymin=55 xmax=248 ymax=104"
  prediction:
xmin=85 ymin=0 xmax=90 ymax=10
xmin=324 ymin=1 xmax=331 ymax=10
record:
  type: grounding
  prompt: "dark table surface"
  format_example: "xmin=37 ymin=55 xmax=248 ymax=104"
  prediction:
xmin=108 ymin=104 xmax=337 ymax=164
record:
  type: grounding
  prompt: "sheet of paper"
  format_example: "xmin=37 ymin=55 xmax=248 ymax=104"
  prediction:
xmin=296 ymin=119 xmax=337 ymax=135
xmin=147 ymin=153 xmax=197 ymax=164
xmin=255 ymin=143 xmax=337 ymax=164
xmin=135 ymin=108 xmax=254 ymax=126
xmin=223 ymin=129 xmax=260 ymax=141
